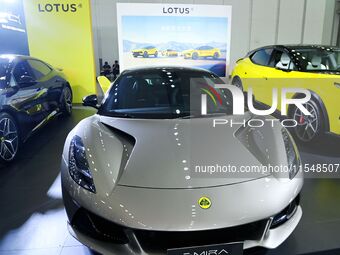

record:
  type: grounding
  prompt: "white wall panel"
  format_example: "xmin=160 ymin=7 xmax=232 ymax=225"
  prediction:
xmin=277 ymin=0 xmax=304 ymax=44
xmin=250 ymin=0 xmax=279 ymax=49
xmin=223 ymin=0 xmax=252 ymax=71
xmin=193 ymin=0 xmax=223 ymax=4
xmin=322 ymin=0 xmax=336 ymax=44
xmin=303 ymin=0 xmax=326 ymax=44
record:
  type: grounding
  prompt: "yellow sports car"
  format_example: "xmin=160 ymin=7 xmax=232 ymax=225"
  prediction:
xmin=162 ymin=49 xmax=179 ymax=57
xmin=183 ymin=46 xmax=221 ymax=60
xmin=231 ymin=45 xmax=340 ymax=142
xmin=132 ymin=46 xmax=158 ymax=58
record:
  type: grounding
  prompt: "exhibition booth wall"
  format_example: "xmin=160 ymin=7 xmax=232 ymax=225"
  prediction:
xmin=1 ymin=0 xmax=97 ymax=103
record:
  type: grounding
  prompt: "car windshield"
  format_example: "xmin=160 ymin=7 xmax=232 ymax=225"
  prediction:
xmin=0 ymin=58 xmax=11 ymax=89
xmin=291 ymin=47 xmax=340 ymax=72
xmin=100 ymin=69 xmax=233 ymax=119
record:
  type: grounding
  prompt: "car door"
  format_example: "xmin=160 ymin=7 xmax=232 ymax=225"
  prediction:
xmin=197 ymin=46 xmax=204 ymax=57
xmin=206 ymin=46 xmax=214 ymax=57
xmin=266 ymin=49 xmax=307 ymax=113
xmin=27 ymin=59 xmax=62 ymax=113
xmin=202 ymin=46 xmax=211 ymax=57
xmin=10 ymin=59 xmax=48 ymax=129
xmin=244 ymin=48 xmax=274 ymax=104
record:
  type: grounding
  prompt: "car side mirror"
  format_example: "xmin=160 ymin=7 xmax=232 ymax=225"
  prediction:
xmin=83 ymin=94 xmax=99 ymax=109
xmin=18 ymin=75 xmax=37 ymax=86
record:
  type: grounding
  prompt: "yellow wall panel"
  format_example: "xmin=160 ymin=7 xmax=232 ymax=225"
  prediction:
xmin=23 ymin=0 xmax=96 ymax=103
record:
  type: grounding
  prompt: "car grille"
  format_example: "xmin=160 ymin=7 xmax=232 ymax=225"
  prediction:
xmin=70 ymin=195 xmax=300 ymax=251
xmin=134 ymin=220 xmax=269 ymax=253
xmin=71 ymin=208 xmax=129 ymax=244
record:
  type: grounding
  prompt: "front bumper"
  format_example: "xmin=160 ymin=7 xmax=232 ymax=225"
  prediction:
xmin=64 ymin=192 xmax=302 ymax=254
xmin=62 ymin=164 xmax=302 ymax=254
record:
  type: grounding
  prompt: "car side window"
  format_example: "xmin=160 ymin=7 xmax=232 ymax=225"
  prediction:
xmin=27 ymin=60 xmax=51 ymax=80
xmin=250 ymin=49 xmax=273 ymax=66
xmin=269 ymin=50 xmax=295 ymax=70
xmin=13 ymin=61 xmax=34 ymax=84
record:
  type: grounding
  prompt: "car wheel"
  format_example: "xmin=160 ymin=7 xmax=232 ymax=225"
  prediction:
xmin=143 ymin=51 xmax=149 ymax=58
xmin=0 ymin=113 xmax=20 ymax=163
xmin=290 ymin=99 xmax=323 ymax=143
xmin=213 ymin=52 xmax=219 ymax=59
xmin=231 ymin=77 xmax=243 ymax=91
xmin=61 ymin=85 xmax=73 ymax=116
xmin=154 ymin=51 xmax=158 ymax=57
xmin=192 ymin=52 xmax=198 ymax=60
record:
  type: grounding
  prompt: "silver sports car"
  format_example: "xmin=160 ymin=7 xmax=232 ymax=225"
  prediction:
xmin=61 ymin=67 xmax=303 ymax=255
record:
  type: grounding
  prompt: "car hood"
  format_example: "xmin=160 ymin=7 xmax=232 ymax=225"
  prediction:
xmin=132 ymin=49 xmax=144 ymax=52
xmin=82 ymin=113 xmax=275 ymax=190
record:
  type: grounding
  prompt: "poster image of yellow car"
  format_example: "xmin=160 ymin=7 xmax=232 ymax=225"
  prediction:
xmin=183 ymin=46 xmax=221 ymax=60
xmin=120 ymin=15 xmax=229 ymax=76
xmin=132 ymin=46 xmax=158 ymax=58
xmin=162 ymin=49 xmax=179 ymax=57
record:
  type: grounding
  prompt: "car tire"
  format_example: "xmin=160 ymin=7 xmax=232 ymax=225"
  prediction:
xmin=231 ymin=76 xmax=243 ymax=91
xmin=0 ymin=112 xmax=20 ymax=164
xmin=213 ymin=52 xmax=219 ymax=59
xmin=192 ymin=52 xmax=198 ymax=60
xmin=154 ymin=51 xmax=158 ymax=58
xmin=143 ymin=51 xmax=149 ymax=58
xmin=289 ymin=98 xmax=323 ymax=143
xmin=61 ymin=85 xmax=73 ymax=116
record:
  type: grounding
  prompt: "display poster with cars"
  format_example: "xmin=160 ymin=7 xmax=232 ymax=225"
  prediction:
xmin=0 ymin=0 xmax=29 ymax=55
xmin=0 ymin=0 xmax=97 ymax=103
xmin=117 ymin=3 xmax=232 ymax=77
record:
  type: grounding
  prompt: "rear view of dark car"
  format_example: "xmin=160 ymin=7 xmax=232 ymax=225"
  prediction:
xmin=0 ymin=55 xmax=72 ymax=163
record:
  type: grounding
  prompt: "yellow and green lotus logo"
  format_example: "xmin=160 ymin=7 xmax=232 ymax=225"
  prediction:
xmin=198 ymin=196 xmax=211 ymax=209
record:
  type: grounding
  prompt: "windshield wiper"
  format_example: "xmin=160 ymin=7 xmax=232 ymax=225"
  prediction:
xmin=106 ymin=112 xmax=136 ymax=118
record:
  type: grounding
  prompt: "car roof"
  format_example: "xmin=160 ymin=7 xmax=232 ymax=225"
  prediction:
xmin=249 ymin=44 xmax=339 ymax=54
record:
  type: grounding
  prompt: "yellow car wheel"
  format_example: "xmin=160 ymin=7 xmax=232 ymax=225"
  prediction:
xmin=143 ymin=51 xmax=149 ymax=58
xmin=154 ymin=51 xmax=158 ymax=58
xmin=213 ymin=52 xmax=219 ymax=59
xmin=192 ymin=52 xmax=198 ymax=60
xmin=290 ymin=99 xmax=323 ymax=143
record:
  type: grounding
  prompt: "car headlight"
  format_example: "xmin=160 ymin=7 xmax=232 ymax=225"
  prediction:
xmin=282 ymin=128 xmax=301 ymax=179
xmin=68 ymin=136 xmax=96 ymax=193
